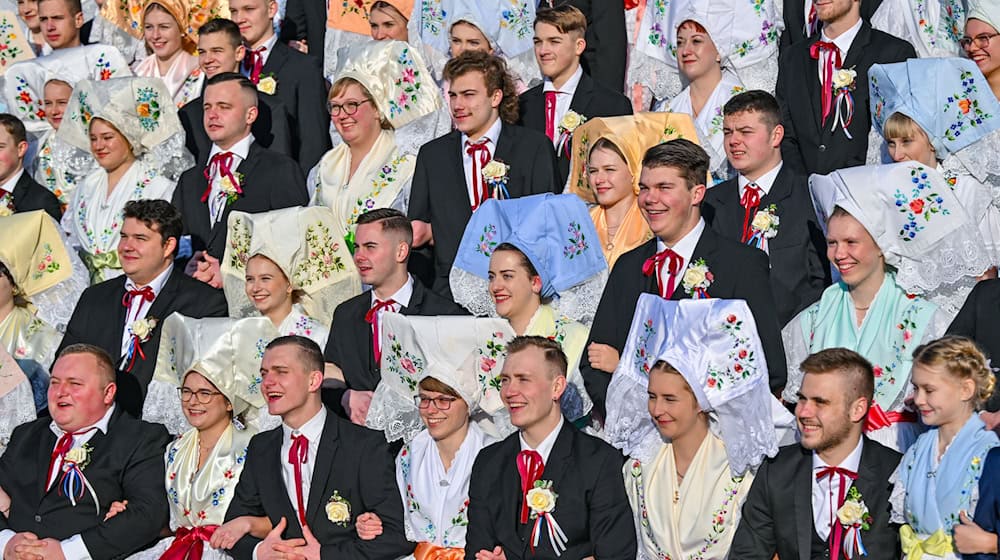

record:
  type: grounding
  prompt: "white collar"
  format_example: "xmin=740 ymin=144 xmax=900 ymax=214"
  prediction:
xmin=282 ymin=405 xmax=327 ymax=441
xmin=371 ymin=274 xmax=415 ymax=308
xmin=461 ymin=115 xmax=503 ymax=146
xmin=656 ymin=217 xmax=706 ymax=265
xmin=251 ymin=33 xmax=279 ymax=55
xmin=821 ymin=17 xmax=863 ymax=55
xmin=738 ymin=161 xmax=783 ymax=196
xmin=0 ymin=168 xmax=24 ymax=194
xmin=812 ymin=435 xmax=864 ymax=471
xmin=50 ymin=404 xmax=116 ymax=437
xmin=518 ymin=416 xmax=564 ymax=464
xmin=125 ymin=263 xmax=173 ymax=293
xmin=543 ymin=64 xmax=584 ymax=95
xmin=209 ymin=132 xmax=255 ymax=161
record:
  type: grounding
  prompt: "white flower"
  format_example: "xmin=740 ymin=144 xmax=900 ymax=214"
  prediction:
xmin=682 ymin=267 xmax=706 ymax=288
xmin=220 ymin=175 xmax=239 ymax=196
xmin=325 ymin=490 xmax=351 ymax=526
xmin=837 ymin=499 xmax=868 ymax=526
xmin=257 ymin=76 xmax=277 ymax=95
xmin=0 ymin=206 xmax=10 ymax=217
xmin=130 ymin=317 xmax=157 ymax=341
xmin=527 ymin=487 xmax=556 ymax=514
xmin=65 ymin=447 xmax=89 ymax=465
xmin=681 ymin=258 xmax=714 ymax=295
xmin=833 ymin=68 xmax=857 ymax=89
xmin=482 ymin=160 xmax=509 ymax=182
xmin=559 ymin=110 xmax=585 ymax=132
xmin=751 ymin=205 xmax=780 ymax=238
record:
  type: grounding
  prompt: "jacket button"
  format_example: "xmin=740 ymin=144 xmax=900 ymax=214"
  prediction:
xmin=818 ymin=144 xmax=827 ymax=152
xmin=34 ymin=515 xmax=41 ymax=522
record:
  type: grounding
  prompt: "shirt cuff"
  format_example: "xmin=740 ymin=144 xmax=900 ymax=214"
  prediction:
xmin=60 ymin=534 xmax=93 ymax=560
xmin=0 ymin=529 xmax=15 ymax=557
xmin=253 ymin=540 xmax=262 ymax=560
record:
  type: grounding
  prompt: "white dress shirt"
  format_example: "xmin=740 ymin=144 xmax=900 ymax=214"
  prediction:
xmin=542 ymin=65 xmax=584 ymax=148
xmin=518 ymin=416 xmax=564 ymax=464
xmin=249 ymin=33 xmax=278 ymax=68
xmin=120 ymin=264 xmax=173 ymax=357
xmin=207 ymin=133 xmax=255 ymax=225
xmin=0 ymin=168 xmax=23 ymax=195
xmin=280 ymin=406 xmax=327 ymax=520
xmin=737 ymin=161 xmax=783 ymax=198
xmin=460 ymin=117 xmax=503 ymax=207
xmin=812 ymin=436 xmax=864 ymax=540
xmin=655 ymin=218 xmax=706 ymax=295
xmin=817 ymin=18 xmax=863 ymax=83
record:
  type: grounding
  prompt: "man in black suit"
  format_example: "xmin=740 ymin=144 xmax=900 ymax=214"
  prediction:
xmin=466 ymin=336 xmax=636 ymax=559
xmin=582 ymin=139 xmax=787 ymax=419
xmin=776 ymin=0 xmax=914 ymax=176
xmin=225 ymin=336 xmax=413 ymax=560
xmin=704 ymin=91 xmax=829 ymax=326
xmin=279 ymin=0 xmax=323 ymax=60
xmin=57 ymin=200 xmax=228 ymax=417
xmin=518 ymin=5 xmax=632 ymax=186
xmin=230 ymin=0 xmax=330 ymax=172
xmin=0 ymin=114 xmax=61 ymax=220
xmin=780 ymin=0 xmax=882 ymax=49
xmin=0 ymin=344 xmax=171 ymax=560
xmin=948 ymin=280 xmax=1000 ymax=416
xmin=732 ymin=348 xmax=902 ymax=559
xmin=323 ymin=208 xmax=465 ymax=424
xmin=180 ymin=18 xmax=293 ymax=164
xmin=541 ymin=0 xmax=627 ymax=91
xmin=173 ymin=73 xmax=308 ymax=289
xmin=409 ymin=51 xmax=560 ymax=299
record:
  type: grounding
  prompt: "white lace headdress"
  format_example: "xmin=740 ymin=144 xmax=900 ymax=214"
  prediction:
xmin=604 ymin=294 xmax=787 ymax=476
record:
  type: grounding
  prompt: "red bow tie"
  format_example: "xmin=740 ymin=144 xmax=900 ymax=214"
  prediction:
xmin=122 ymin=285 xmax=155 ymax=308
xmin=642 ymin=248 xmax=684 ymax=299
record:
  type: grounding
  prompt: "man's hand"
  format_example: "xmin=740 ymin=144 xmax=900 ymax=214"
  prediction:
xmin=274 ymin=524 xmax=320 ymax=560
xmin=191 ymin=253 xmax=223 ymax=288
xmin=355 ymin=512 xmax=383 ymax=540
xmin=4 ymin=533 xmax=45 ymax=560
xmin=474 ymin=546 xmax=507 ymax=560
xmin=411 ymin=220 xmax=433 ymax=247
xmin=256 ymin=518 xmax=306 ymax=560
xmin=341 ymin=390 xmax=374 ymax=425
xmin=103 ymin=500 xmax=128 ymax=522
xmin=289 ymin=40 xmax=308 ymax=54
xmin=954 ymin=510 xmax=999 ymax=554
xmin=587 ymin=342 xmax=620 ymax=373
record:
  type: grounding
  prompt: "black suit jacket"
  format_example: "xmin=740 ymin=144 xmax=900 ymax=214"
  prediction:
xmin=0 ymin=407 xmax=171 ymax=560
xmin=172 ymin=141 xmax=308 ymax=259
xmin=731 ymin=438 xmax=901 ymax=560
xmin=224 ymin=410 xmax=413 ymax=560
xmin=465 ymin=421 xmax=636 ymax=559
xmin=948 ymin=279 xmax=1000 ymax=411
xmin=322 ymin=280 xmax=466 ymax=416
xmin=408 ymin=124 xmax=560 ymax=298
xmin=280 ymin=0 xmax=324 ymax=60
xmin=179 ymin=91 xmax=294 ymax=165
xmin=703 ymin=167 xmax=830 ymax=326
xmin=518 ymin=72 xmax=633 ymax=185
xmin=581 ymin=228 xmax=787 ymax=418
xmin=546 ymin=0 xmax=627 ymax=91
xmin=260 ymin=41 xmax=332 ymax=172
xmin=11 ymin=171 xmax=61 ymax=220
xmin=779 ymin=0 xmax=883 ymax=50
xmin=776 ymin=22 xmax=915 ymax=175
xmin=56 ymin=268 xmax=228 ymax=416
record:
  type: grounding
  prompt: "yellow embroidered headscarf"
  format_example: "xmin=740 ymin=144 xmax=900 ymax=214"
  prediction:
xmin=101 ymin=0 xmax=230 ymax=54
xmin=0 ymin=211 xmax=72 ymax=300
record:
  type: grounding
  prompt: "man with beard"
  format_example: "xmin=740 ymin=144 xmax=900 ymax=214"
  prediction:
xmin=731 ymin=348 xmax=901 ymax=559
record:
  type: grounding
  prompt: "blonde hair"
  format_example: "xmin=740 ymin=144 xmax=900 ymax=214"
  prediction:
xmin=883 ymin=112 xmax=932 ymax=146
xmin=649 ymin=360 xmax=694 ymax=394
xmin=913 ymin=336 xmax=996 ymax=409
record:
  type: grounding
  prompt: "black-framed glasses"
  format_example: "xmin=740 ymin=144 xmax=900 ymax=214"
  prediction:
xmin=178 ymin=387 xmax=223 ymax=404
xmin=414 ymin=395 xmax=458 ymax=410
xmin=327 ymin=99 xmax=371 ymax=116
xmin=959 ymin=32 xmax=1000 ymax=49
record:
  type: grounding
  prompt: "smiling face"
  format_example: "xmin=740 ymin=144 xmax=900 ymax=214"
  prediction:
xmin=587 ymin=145 xmax=635 ymax=209
xmin=826 ymin=211 xmax=885 ymax=290
xmin=89 ymin=118 xmax=135 ymax=173
xmin=17 ymin=0 xmax=40 ymax=33
xmin=795 ymin=371 xmax=864 ymax=453
xmin=911 ymin=362 xmax=976 ymax=428
xmin=488 ymin=249 xmax=542 ymax=324
xmin=38 ymin=0 xmax=82 ymax=49
xmin=638 ymin=165 xmax=704 ymax=245
xmin=143 ymin=5 xmax=184 ymax=60
xmin=48 ymin=352 xmax=115 ymax=433
xmin=260 ymin=343 xmax=322 ymax=419
xmin=532 ymin=21 xmax=584 ymax=84
xmin=118 ymin=217 xmax=175 ymax=285
xmin=647 ymin=367 xmax=704 ymax=440
xmin=43 ymin=80 xmax=72 ymax=129
xmin=180 ymin=371 xmax=232 ymax=431
xmin=198 ymin=31 xmax=245 ymax=77
xmin=369 ymin=4 xmax=408 ymax=41
xmin=228 ymin=0 xmax=276 ymax=47
xmin=676 ymin=22 xmax=720 ymax=83
xmin=203 ymin=80 xmax=257 ymax=149
xmin=814 ymin=0 xmax=859 ymax=25
xmin=448 ymin=70 xmax=502 ymax=140
xmin=329 ymin=81 xmax=381 ymax=148
xmin=723 ymin=110 xmax=783 ymax=179
xmin=450 ymin=21 xmax=492 ymax=57
xmin=245 ymin=254 xmax=293 ymax=318
xmin=500 ymin=345 xmax=566 ymax=431
xmin=965 ymin=18 xmax=1000 ymax=78
xmin=0 ymin=125 xmax=26 ymax=185
xmin=417 ymin=383 xmax=471 ymax=442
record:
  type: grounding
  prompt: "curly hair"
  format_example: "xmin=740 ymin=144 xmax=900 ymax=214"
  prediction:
xmin=913 ymin=335 xmax=996 ymax=409
xmin=443 ymin=51 xmax=519 ymax=124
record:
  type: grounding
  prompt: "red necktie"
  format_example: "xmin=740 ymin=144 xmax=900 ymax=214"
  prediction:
xmin=243 ymin=46 xmax=266 ymax=84
xmin=544 ymin=91 xmax=558 ymax=142
xmin=365 ymin=299 xmax=397 ymax=365
xmin=200 ymin=151 xmax=239 ymax=203
xmin=465 ymin=140 xmax=492 ymax=211
xmin=46 ymin=428 xmax=96 ymax=490
xmin=642 ymin=248 xmax=684 ymax=299
xmin=122 ymin=285 xmax=155 ymax=310
xmin=805 ymin=0 xmax=818 ymax=36
xmin=740 ymin=183 xmax=763 ymax=243
xmin=810 ymin=41 xmax=842 ymax=125
xmin=288 ymin=433 xmax=308 ymax=527
xmin=816 ymin=466 xmax=858 ymax=559
xmin=517 ymin=450 xmax=544 ymax=524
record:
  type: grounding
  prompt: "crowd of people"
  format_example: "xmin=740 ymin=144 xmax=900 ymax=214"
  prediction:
xmin=4 ymin=0 xmax=1000 ymax=558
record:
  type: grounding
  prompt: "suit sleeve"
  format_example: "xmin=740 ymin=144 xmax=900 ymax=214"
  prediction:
xmin=225 ymin=437 xmax=268 ymax=560
xmin=36 ymin=190 xmax=63 ymax=221
xmin=527 ymin=137 xmax=560 ymax=195
xmin=280 ymin=0 xmax=307 ymax=42
xmin=179 ymin=105 xmax=200 ymax=159
xmin=270 ymin=157 xmax=310 ymax=209
xmin=268 ymin=99 xmax=295 ymax=158
xmin=805 ymin=211 xmax=831 ymax=300
xmin=970 ymin=448 xmax=1000 ymax=560
xmin=947 ymin=281 xmax=981 ymax=339
xmin=775 ymin=52 xmax=807 ymax=175
xmin=739 ymin=249 xmax=788 ymax=391
xmin=729 ymin=459 xmax=778 ymax=559
xmin=407 ymin=146 xmax=432 ymax=224
xmin=294 ymin=57 xmax=333 ymax=172
xmin=589 ymin=450 xmax=637 ymax=559
xmin=201 ymin=285 xmax=230 ymax=317
xmin=580 ymin=257 xmax=630 ymax=418
xmin=464 ymin=452 xmax=497 ymax=558
xmin=55 ymin=289 xmax=93 ymax=366
xmin=172 ymin=175 xmax=191 ymax=236
xmin=581 ymin=1 xmax=627 ymax=91
xmin=79 ymin=424 xmax=171 ymax=557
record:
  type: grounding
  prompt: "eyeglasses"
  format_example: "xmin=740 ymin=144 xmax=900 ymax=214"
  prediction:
xmin=414 ymin=395 xmax=458 ymax=410
xmin=178 ymin=387 xmax=223 ymax=404
xmin=327 ymin=99 xmax=371 ymax=116
xmin=959 ymin=32 xmax=1000 ymax=49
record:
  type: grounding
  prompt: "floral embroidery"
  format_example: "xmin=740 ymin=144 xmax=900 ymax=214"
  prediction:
xmin=12 ymin=74 xmax=43 ymax=123
xmin=175 ymin=69 xmax=202 ymax=108
xmin=339 ymin=0 xmax=369 ymax=17
xmin=750 ymin=0 xmax=765 ymax=14
xmin=870 ymin=303 xmax=923 ymax=405
xmin=30 ymin=243 xmax=60 ymax=280
xmin=76 ymin=166 xmax=156 ymax=252
xmin=706 ymin=314 xmax=756 ymax=390
xmin=226 ymin=217 xmax=251 ymax=270
xmin=95 ymin=52 xmax=116 ymax=81
xmin=247 ymin=339 xmax=267 ymax=394
xmin=384 ymin=333 xmax=424 ymax=391
xmin=940 ymin=0 xmax=964 ymax=43
xmin=399 ymin=444 xmax=470 ymax=546
xmin=563 ymin=222 xmax=588 ymax=258
xmin=291 ymin=314 xmax=316 ymax=337
xmin=648 ymin=22 xmax=668 ymax=48
xmin=893 ymin=166 xmax=950 ymax=241
xmin=73 ymin=91 xmax=94 ymax=128
xmin=633 ymin=319 xmax=656 ymax=376
xmin=870 ymin=74 xmax=886 ymax=130
xmin=476 ymin=224 xmax=498 ymax=257
xmin=347 ymin=156 xmax=406 ymax=228
xmin=733 ymin=39 xmax=755 ymax=58
xmin=420 ymin=0 xmax=447 ymax=36
xmin=0 ymin=14 xmax=26 ymax=68
xmin=292 ymin=222 xmax=347 ymax=287
xmin=943 ymin=70 xmax=992 ymax=142
xmin=135 ymin=86 xmax=162 ymax=132
xmin=388 ymin=48 xmax=422 ymax=119
xmin=758 ymin=19 xmax=779 ymax=46
xmin=478 ymin=331 xmax=506 ymax=394
xmin=500 ymin=1 xmax=533 ymax=40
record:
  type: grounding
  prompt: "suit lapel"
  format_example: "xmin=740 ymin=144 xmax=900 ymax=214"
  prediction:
xmin=840 ymin=23 xmax=872 ymax=74
xmin=493 ymin=124 xmax=517 ymax=197
xmin=305 ymin=413 xmax=339 ymax=525
xmin=11 ymin=172 xmax=30 ymax=205
xmin=637 ymin=239 xmax=659 ymax=297
xmin=36 ymin=427 xmax=56 ymax=499
xmin=523 ymin=88 xmax=546 ymax=131
xmin=793 ymin=446 xmax=814 ymax=560
xmin=569 ymin=74 xmax=594 ymax=116
xmin=803 ymin=38 xmax=823 ymax=132
xmin=112 ymin=279 xmax=129 ymax=348
xmin=712 ymin=180 xmax=745 ymax=240
xmin=400 ymin=281 xmax=425 ymax=315
xmin=761 ymin=167 xmax=795 ymax=207
xmin=262 ymin=42 xmax=290 ymax=77
xmin=145 ymin=269 xmax=179 ymax=325
xmin=264 ymin=428 xmax=300 ymax=527
xmin=449 ymin=132 xmax=474 ymax=220
xmin=670 ymin=228 xmax=716 ymax=300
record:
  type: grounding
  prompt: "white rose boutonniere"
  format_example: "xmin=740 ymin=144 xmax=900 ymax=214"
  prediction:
xmin=219 ymin=172 xmax=246 ymax=205
xmin=556 ymin=111 xmax=587 ymax=157
xmin=59 ymin=442 xmax=99 ymax=507
xmin=748 ymin=204 xmax=780 ymax=250
xmin=681 ymin=258 xmax=713 ymax=299
xmin=0 ymin=205 xmax=11 ymax=217
xmin=832 ymin=68 xmax=857 ymax=90
xmin=257 ymin=74 xmax=277 ymax=95
xmin=64 ymin=443 xmax=92 ymax=469
xmin=837 ymin=486 xmax=873 ymax=558
xmin=482 ymin=160 xmax=510 ymax=200
xmin=325 ymin=490 xmax=351 ymax=527
xmin=525 ymin=480 xmax=568 ymax=555
xmin=129 ymin=316 xmax=157 ymax=342
xmin=829 ymin=66 xmax=858 ymax=139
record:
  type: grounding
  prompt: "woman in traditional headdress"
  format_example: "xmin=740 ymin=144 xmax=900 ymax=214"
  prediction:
xmin=964 ymin=0 xmax=1000 ymax=100
xmin=323 ymin=0 xmax=414 ymax=76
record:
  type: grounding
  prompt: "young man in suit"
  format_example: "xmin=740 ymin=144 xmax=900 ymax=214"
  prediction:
xmin=224 ymin=335 xmax=413 ymax=560
xmin=409 ymin=51 xmax=560 ymax=300
xmin=538 ymin=0 xmax=627 ymax=91
xmin=57 ymin=200 xmax=228 ymax=417
xmin=731 ymin=348 xmax=902 ymax=559
xmin=703 ymin=91 xmax=829 ymax=326
xmin=519 ymin=5 xmax=632 ymax=186
xmin=776 ymin=0 xmax=915 ymax=175
xmin=0 ymin=114 xmax=61 ymax=220
xmin=180 ymin=18 xmax=293 ymax=164
xmin=581 ymin=139 xmax=786 ymax=420
xmin=173 ymin=73 xmax=308 ymax=289
xmin=779 ymin=0 xmax=882 ymax=50
xmin=230 ymin=0 xmax=330 ymax=172
xmin=0 ymin=344 xmax=171 ymax=560
xmin=466 ymin=336 xmax=636 ymax=560
xmin=323 ymin=209 xmax=465 ymax=424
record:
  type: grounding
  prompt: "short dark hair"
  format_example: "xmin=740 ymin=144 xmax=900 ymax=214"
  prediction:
xmin=266 ymin=335 xmax=323 ymax=373
xmin=800 ymin=348 xmax=875 ymax=407
xmin=204 ymin=72 xmax=258 ymax=106
xmin=642 ymin=138 xmax=709 ymax=190
xmin=506 ymin=335 xmax=568 ymax=379
xmin=198 ymin=18 xmax=242 ymax=48
xmin=356 ymin=208 xmax=413 ymax=246
xmin=123 ymin=199 xmax=183 ymax=252
xmin=723 ymin=90 xmax=781 ymax=130
xmin=39 ymin=0 xmax=82 ymax=16
xmin=534 ymin=4 xmax=587 ymax=36
xmin=443 ymin=51 xmax=519 ymax=124
xmin=57 ymin=343 xmax=116 ymax=386
xmin=0 ymin=114 xmax=27 ymax=146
